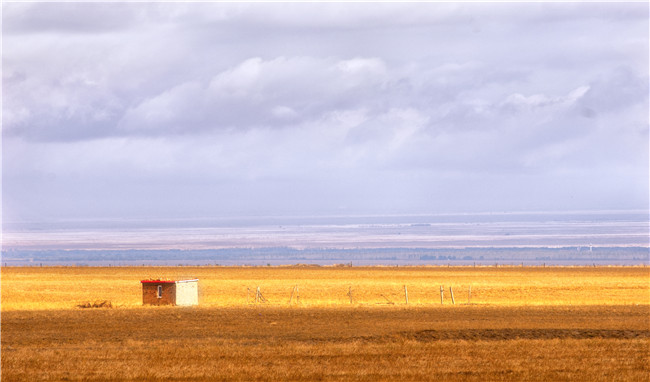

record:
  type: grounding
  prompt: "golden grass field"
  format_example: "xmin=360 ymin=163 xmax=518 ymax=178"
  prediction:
xmin=2 ymin=266 xmax=649 ymax=381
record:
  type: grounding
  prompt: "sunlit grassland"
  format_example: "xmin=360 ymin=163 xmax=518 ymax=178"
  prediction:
xmin=1 ymin=266 xmax=648 ymax=310
xmin=2 ymin=266 xmax=648 ymax=381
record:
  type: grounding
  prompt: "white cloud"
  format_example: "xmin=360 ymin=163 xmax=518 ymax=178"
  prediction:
xmin=271 ymin=105 xmax=299 ymax=120
xmin=209 ymin=57 xmax=264 ymax=98
xmin=336 ymin=57 xmax=386 ymax=75
xmin=118 ymin=81 xmax=204 ymax=132
xmin=502 ymin=85 xmax=590 ymax=110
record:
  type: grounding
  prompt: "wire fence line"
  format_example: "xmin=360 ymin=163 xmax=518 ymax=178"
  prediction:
xmin=231 ymin=284 xmax=476 ymax=306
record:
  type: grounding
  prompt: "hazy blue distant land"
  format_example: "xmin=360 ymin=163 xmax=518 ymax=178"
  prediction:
xmin=2 ymin=212 xmax=648 ymax=266
xmin=2 ymin=246 xmax=648 ymax=267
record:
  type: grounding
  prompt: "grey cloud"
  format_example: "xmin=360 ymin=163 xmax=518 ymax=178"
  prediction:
xmin=2 ymin=2 xmax=648 ymax=221
xmin=3 ymin=72 xmax=125 ymax=141
xmin=3 ymin=3 xmax=143 ymax=34
xmin=578 ymin=66 xmax=649 ymax=115
xmin=184 ymin=2 xmax=647 ymax=32
xmin=5 ymin=2 xmax=647 ymax=142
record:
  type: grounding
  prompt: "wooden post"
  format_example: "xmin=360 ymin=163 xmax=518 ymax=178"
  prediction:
xmin=289 ymin=285 xmax=295 ymax=304
xmin=468 ymin=285 xmax=472 ymax=304
xmin=450 ymin=286 xmax=455 ymax=305
xmin=440 ymin=286 xmax=444 ymax=304
xmin=296 ymin=285 xmax=300 ymax=304
xmin=404 ymin=285 xmax=408 ymax=305
xmin=256 ymin=286 xmax=261 ymax=304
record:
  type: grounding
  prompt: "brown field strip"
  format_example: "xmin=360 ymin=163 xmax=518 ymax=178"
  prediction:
xmin=2 ymin=266 xmax=649 ymax=381
xmin=2 ymin=305 xmax=649 ymax=381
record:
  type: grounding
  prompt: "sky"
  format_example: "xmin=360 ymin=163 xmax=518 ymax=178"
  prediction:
xmin=2 ymin=2 xmax=649 ymax=226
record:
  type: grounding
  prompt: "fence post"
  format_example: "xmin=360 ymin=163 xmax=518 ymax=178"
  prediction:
xmin=404 ymin=285 xmax=408 ymax=305
xmin=440 ymin=286 xmax=444 ymax=304
xmin=450 ymin=286 xmax=455 ymax=305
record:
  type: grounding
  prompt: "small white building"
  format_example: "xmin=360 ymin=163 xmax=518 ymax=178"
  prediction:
xmin=141 ymin=278 xmax=199 ymax=306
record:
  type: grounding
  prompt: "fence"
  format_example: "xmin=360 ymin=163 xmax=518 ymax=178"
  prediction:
xmin=237 ymin=284 xmax=476 ymax=306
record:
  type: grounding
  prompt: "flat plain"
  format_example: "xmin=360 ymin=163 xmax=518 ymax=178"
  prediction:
xmin=1 ymin=266 xmax=649 ymax=381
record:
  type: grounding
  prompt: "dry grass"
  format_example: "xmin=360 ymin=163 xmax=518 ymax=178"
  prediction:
xmin=1 ymin=266 xmax=649 ymax=381
xmin=2 ymin=306 xmax=648 ymax=381
xmin=1 ymin=266 xmax=648 ymax=310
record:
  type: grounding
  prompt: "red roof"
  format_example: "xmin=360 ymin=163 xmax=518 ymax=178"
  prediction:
xmin=140 ymin=279 xmax=199 ymax=284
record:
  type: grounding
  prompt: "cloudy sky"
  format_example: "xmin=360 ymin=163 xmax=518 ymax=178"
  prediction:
xmin=3 ymin=2 xmax=648 ymax=226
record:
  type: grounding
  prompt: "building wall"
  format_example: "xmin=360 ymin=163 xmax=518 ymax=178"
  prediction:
xmin=175 ymin=281 xmax=199 ymax=306
xmin=142 ymin=283 xmax=176 ymax=305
